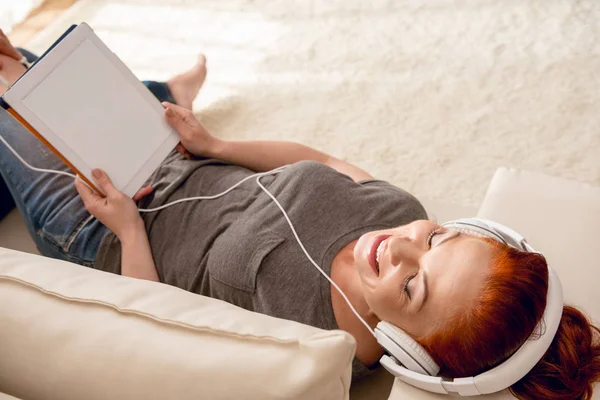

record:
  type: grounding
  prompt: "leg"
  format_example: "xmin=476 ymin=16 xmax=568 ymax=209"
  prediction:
xmin=0 ymin=51 xmax=106 ymax=264
xmin=0 ymin=50 xmax=38 ymax=219
xmin=144 ymin=54 xmax=207 ymax=110
xmin=0 ymin=106 xmax=109 ymax=266
xmin=143 ymin=80 xmax=177 ymax=104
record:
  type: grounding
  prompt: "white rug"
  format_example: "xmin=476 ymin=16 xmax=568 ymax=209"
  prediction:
xmin=26 ymin=0 xmax=600 ymax=207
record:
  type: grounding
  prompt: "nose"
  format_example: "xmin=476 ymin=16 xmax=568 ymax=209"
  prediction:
xmin=388 ymin=234 xmax=424 ymax=268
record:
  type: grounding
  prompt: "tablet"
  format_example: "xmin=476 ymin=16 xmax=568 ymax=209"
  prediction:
xmin=1 ymin=23 xmax=179 ymax=197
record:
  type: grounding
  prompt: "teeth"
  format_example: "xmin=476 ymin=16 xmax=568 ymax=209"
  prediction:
xmin=376 ymin=240 xmax=386 ymax=267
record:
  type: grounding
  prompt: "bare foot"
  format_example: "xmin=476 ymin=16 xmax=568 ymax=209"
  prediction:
xmin=166 ymin=54 xmax=207 ymax=110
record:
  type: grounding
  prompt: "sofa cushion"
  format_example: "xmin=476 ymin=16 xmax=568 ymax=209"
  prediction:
xmin=0 ymin=248 xmax=355 ymax=400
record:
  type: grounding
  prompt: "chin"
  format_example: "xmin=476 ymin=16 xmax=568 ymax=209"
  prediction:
xmin=356 ymin=261 xmax=375 ymax=290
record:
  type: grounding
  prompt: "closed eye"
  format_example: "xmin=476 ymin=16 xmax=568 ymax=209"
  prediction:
xmin=403 ymin=273 xmax=417 ymax=300
xmin=427 ymin=228 xmax=441 ymax=248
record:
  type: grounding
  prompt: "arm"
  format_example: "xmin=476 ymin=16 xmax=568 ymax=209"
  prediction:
xmin=119 ymin=226 xmax=160 ymax=281
xmin=211 ymin=140 xmax=373 ymax=182
xmin=75 ymin=170 xmax=159 ymax=282
xmin=164 ymin=103 xmax=374 ymax=182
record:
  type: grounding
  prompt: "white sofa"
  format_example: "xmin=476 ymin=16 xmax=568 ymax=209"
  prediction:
xmin=0 ymin=168 xmax=598 ymax=400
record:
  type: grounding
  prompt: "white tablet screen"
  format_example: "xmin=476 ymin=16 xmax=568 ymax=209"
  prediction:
xmin=22 ymin=39 xmax=168 ymax=191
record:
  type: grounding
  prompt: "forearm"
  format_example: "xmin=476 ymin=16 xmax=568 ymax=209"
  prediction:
xmin=164 ymin=103 xmax=373 ymax=181
xmin=208 ymin=139 xmax=330 ymax=172
xmin=119 ymin=225 xmax=159 ymax=282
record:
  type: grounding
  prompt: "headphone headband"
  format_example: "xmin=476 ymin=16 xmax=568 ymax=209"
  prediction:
xmin=377 ymin=218 xmax=564 ymax=396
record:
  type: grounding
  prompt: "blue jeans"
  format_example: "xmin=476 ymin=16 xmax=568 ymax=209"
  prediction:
xmin=0 ymin=49 xmax=177 ymax=266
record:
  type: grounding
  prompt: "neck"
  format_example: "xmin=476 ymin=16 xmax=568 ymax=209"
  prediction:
xmin=330 ymin=240 xmax=384 ymax=367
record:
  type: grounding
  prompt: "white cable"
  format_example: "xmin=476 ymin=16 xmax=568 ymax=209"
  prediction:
xmin=256 ymin=174 xmax=377 ymax=337
xmin=0 ymin=133 xmax=79 ymax=181
xmin=137 ymin=166 xmax=288 ymax=213
xmin=0 ymin=131 xmax=376 ymax=338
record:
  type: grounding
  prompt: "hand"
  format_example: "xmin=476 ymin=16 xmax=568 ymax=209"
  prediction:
xmin=74 ymin=169 xmax=150 ymax=239
xmin=162 ymin=102 xmax=221 ymax=158
xmin=0 ymin=29 xmax=23 ymax=70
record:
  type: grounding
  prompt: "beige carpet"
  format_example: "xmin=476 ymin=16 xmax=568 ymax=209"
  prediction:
xmin=8 ymin=0 xmax=78 ymax=46
xmin=25 ymin=0 xmax=600 ymax=207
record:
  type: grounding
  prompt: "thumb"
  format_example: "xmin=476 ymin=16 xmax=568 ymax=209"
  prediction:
xmin=164 ymin=105 xmax=186 ymax=133
xmin=91 ymin=169 xmax=119 ymax=197
xmin=75 ymin=176 xmax=103 ymax=212
xmin=164 ymin=103 xmax=199 ymax=131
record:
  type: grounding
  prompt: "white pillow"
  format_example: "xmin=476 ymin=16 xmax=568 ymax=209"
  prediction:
xmin=0 ymin=248 xmax=355 ymax=400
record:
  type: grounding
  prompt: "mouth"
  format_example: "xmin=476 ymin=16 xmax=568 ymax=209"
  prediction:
xmin=369 ymin=235 xmax=391 ymax=276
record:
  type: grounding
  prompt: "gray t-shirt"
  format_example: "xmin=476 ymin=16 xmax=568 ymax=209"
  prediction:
xmin=95 ymin=154 xmax=428 ymax=380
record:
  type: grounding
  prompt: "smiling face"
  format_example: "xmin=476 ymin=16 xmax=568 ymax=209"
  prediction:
xmin=354 ymin=220 xmax=495 ymax=338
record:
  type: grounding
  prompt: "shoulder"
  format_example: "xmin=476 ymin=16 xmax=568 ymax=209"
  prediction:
xmin=355 ymin=178 xmax=429 ymax=223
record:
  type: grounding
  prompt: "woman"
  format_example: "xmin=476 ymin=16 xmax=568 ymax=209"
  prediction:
xmin=1 ymin=33 xmax=598 ymax=399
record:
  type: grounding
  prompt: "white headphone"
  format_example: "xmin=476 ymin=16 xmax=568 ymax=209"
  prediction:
xmin=374 ymin=218 xmax=564 ymax=396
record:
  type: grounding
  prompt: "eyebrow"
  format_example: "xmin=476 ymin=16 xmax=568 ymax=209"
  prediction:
xmin=418 ymin=231 xmax=461 ymax=312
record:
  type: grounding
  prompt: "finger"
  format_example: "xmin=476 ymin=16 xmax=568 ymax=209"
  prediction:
xmin=167 ymin=102 xmax=195 ymax=122
xmin=175 ymin=143 xmax=193 ymax=159
xmin=165 ymin=103 xmax=200 ymax=135
xmin=133 ymin=185 xmax=153 ymax=202
xmin=75 ymin=177 xmax=103 ymax=211
xmin=91 ymin=169 xmax=120 ymax=197
xmin=164 ymin=105 xmax=190 ymax=135
xmin=0 ymin=37 xmax=22 ymax=60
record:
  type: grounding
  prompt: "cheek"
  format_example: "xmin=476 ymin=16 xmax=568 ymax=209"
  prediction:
xmin=362 ymin=278 xmax=405 ymax=321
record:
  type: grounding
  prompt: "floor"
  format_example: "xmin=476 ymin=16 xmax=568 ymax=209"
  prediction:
xmin=8 ymin=0 xmax=76 ymax=46
xmin=18 ymin=0 xmax=600 ymax=208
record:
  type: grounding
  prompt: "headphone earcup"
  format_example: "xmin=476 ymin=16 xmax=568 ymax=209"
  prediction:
xmin=375 ymin=321 xmax=440 ymax=376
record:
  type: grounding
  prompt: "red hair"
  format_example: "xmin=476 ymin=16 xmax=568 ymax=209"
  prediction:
xmin=417 ymin=238 xmax=600 ymax=400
